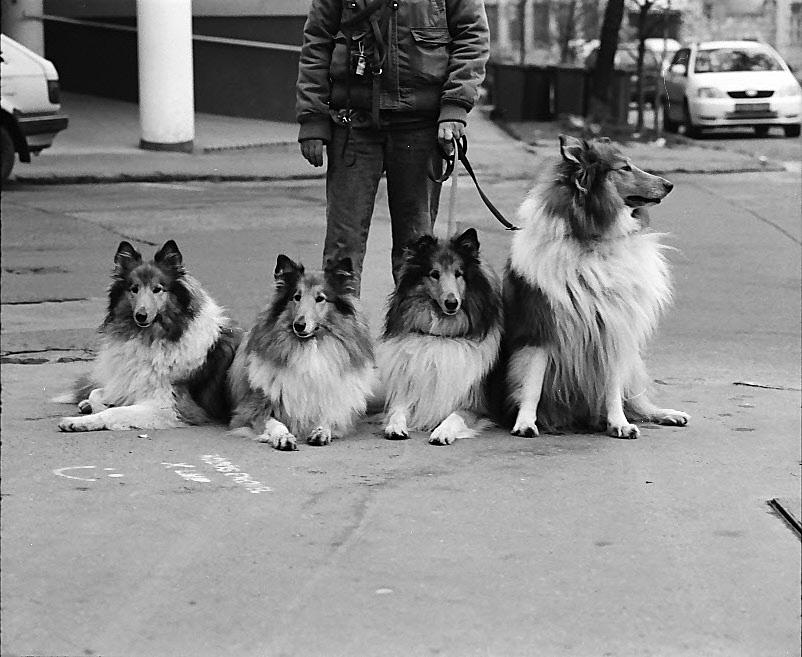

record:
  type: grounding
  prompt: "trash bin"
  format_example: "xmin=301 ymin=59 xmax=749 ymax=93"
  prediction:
xmin=607 ymin=69 xmax=632 ymax=125
xmin=551 ymin=66 xmax=588 ymax=117
xmin=489 ymin=62 xmax=553 ymax=121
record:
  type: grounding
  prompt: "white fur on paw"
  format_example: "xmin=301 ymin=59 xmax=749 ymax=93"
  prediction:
xmin=384 ymin=414 xmax=409 ymax=441
xmin=608 ymin=422 xmax=640 ymax=439
xmin=511 ymin=416 xmax=539 ymax=438
xmin=256 ymin=430 xmax=297 ymax=451
xmin=656 ymin=409 xmax=689 ymax=426
xmin=307 ymin=426 xmax=332 ymax=446
xmin=59 ymin=416 xmax=93 ymax=432
xmin=429 ymin=413 xmax=470 ymax=446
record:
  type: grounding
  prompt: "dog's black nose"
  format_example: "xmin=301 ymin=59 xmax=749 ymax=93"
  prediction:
xmin=135 ymin=311 xmax=148 ymax=324
xmin=293 ymin=318 xmax=307 ymax=333
xmin=444 ymin=298 xmax=459 ymax=312
xmin=663 ymin=180 xmax=674 ymax=193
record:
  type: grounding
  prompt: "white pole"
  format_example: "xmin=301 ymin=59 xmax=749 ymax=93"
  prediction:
xmin=137 ymin=0 xmax=194 ymax=152
xmin=1 ymin=0 xmax=45 ymax=56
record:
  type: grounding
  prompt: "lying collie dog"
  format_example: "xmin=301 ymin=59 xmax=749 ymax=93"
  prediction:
xmin=378 ymin=228 xmax=503 ymax=445
xmin=228 ymin=255 xmax=375 ymax=451
xmin=56 ymin=240 xmax=241 ymax=431
xmin=504 ymin=135 xmax=689 ymax=438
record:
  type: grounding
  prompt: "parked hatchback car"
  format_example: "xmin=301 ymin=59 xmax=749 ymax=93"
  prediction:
xmin=662 ymin=40 xmax=801 ymax=138
xmin=1 ymin=33 xmax=69 ymax=181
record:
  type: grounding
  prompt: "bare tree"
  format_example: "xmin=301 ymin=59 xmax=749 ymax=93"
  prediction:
xmin=589 ymin=0 xmax=625 ymax=121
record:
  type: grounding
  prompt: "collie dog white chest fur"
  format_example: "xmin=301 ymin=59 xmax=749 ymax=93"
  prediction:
xmin=228 ymin=255 xmax=375 ymax=451
xmin=378 ymin=228 xmax=503 ymax=445
xmin=504 ymin=135 xmax=689 ymax=438
xmin=56 ymin=240 xmax=241 ymax=431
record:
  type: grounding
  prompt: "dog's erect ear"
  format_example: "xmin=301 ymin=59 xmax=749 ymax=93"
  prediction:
xmin=114 ymin=241 xmax=142 ymax=271
xmin=325 ymin=256 xmax=356 ymax=293
xmin=559 ymin=134 xmax=585 ymax=165
xmin=274 ymin=254 xmax=302 ymax=285
xmin=406 ymin=233 xmax=437 ymax=256
xmin=452 ymin=227 xmax=479 ymax=256
xmin=154 ymin=240 xmax=183 ymax=270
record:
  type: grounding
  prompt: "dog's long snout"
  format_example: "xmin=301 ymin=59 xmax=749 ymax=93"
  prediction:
xmin=293 ymin=317 xmax=307 ymax=334
xmin=443 ymin=294 xmax=460 ymax=314
xmin=134 ymin=308 xmax=151 ymax=326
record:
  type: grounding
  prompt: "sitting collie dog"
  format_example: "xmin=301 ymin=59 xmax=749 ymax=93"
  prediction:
xmin=227 ymin=255 xmax=375 ymax=451
xmin=378 ymin=228 xmax=503 ymax=445
xmin=55 ymin=240 xmax=241 ymax=431
xmin=504 ymin=135 xmax=689 ymax=439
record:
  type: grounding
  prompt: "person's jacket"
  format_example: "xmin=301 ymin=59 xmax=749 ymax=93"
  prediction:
xmin=296 ymin=0 xmax=490 ymax=142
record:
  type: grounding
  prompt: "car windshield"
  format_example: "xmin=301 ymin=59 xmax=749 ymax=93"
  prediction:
xmin=693 ymin=47 xmax=783 ymax=73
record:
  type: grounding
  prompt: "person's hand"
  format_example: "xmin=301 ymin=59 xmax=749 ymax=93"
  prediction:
xmin=300 ymin=139 xmax=325 ymax=167
xmin=438 ymin=121 xmax=465 ymax=155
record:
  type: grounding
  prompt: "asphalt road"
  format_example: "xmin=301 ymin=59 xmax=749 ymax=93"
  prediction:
xmin=2 ymin=172 xmax=800 ymax=657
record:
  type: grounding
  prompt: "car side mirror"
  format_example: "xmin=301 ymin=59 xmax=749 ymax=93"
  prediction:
xmin=669 ymin=63 xmax=687 ymax=76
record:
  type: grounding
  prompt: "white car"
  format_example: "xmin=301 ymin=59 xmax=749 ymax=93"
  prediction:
xmin=1 ymin=33 xmax=69 ymax=181
xmin=662 ymin=40 xmax=802 ymax=138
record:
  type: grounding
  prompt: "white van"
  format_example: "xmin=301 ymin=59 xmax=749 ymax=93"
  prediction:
xmin=1 ymin=34 xmax=69 ymax=181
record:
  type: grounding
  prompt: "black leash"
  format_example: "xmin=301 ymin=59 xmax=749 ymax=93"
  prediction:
xmin=429 ymin=136 xmax=519 ymax=231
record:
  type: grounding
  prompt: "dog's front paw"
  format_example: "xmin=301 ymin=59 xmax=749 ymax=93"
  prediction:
xmin=511 ymin=418 xmax=539 ymax=438
xmin=608 ymin=422 xmax=640 ymax=439
xmin=429 ymin=413 xmax=470 ymax=446
xmin=77 ymin=400 xmax=93 ymax=414
xmin=307 ymin=426 xmax=332 ymax=446
xmin=256 ymin=430 xmax=298 ymax=451
xmin=59 ymin=416 xmax=93 ymax=432
xmin=655 ymin=409 xmax=690 ymax=426
xmin=384 ymin=413 xmax=409 ymax=441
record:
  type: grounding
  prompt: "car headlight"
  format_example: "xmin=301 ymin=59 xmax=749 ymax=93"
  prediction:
xmin=775 ymin=83 xmax=802 ymax=97
xmin=697 ymin=87 xmax=727 ymax=98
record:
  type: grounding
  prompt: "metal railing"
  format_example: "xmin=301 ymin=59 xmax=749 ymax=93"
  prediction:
xmin=25 ymin=13 xmax=303 ymax=53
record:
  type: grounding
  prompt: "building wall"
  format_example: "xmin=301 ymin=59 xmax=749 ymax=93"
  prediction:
xmin=41 ymin=0 xmax=308 ymax=122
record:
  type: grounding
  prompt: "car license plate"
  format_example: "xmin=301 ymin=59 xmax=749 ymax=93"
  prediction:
xmin=734 ymin=102 xmax=770 ymax=112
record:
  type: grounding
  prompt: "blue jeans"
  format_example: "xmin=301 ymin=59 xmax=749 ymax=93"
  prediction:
xmin=324 ymin=122 xmax=442 ymax=294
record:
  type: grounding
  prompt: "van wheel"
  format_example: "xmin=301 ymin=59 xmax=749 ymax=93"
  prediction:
xmin=784 ymin=124 xmax=801 ymax=138
xmin=1 ymin=125 xmax=15 ymax=182
xmin=682 ymin=101 xmax=701 ymax=139
xmin=662 ymin=100 xmax=678 ymax=133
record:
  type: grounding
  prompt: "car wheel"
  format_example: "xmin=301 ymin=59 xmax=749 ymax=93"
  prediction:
xmin=662 ymin=99 xmax=678 ymax=133
xmin=784 ymin=124 xmax=801 ymax=138
xmin=1 ymin=125 xmax=15 ymax=182
xmin=754 ymin=125 xmax=770 ymax=138
xmin=682 ymin=100 xmax=701 ymax=139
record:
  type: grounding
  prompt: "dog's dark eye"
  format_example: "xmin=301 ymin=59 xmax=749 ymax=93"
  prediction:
xmin=315 ymin=294 xmax=327 ymax=303
xmin=429 ymin=270 xmax=440 ymax=280
xmin=621 ymin=164 xmax=632 ymax=172
xmin=153 ymin=285 xmax=163 ymax=294
xmin=130 ymin=285 xmax=139 ymax=293
xmin=293 ymin=293 xmax=302 ymax=302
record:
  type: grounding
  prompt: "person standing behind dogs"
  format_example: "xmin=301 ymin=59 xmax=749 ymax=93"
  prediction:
xmin=296 ymin=0 xmax=490 ymax=293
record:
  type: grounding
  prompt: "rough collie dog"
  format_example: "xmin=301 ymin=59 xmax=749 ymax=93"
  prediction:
xmin=378 ymin=228 xmax=503 ymax=445
xmin=55 ymin=240 xmax=241 ymax=431
xmin=504 ymin=135 xmax=689 ymax=439
xmin=228 ymin=255 xmax=375 ymax=451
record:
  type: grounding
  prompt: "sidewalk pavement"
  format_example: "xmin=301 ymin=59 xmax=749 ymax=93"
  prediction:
xmin=9 ymin=92 xmax=785 ymax=184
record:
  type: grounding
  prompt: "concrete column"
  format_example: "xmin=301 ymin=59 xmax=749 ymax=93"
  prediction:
xmin=523 ymin=0 xmax=534 ymax=64
xmin=1 ymin=0 xmax=45 ymax=56
xmin=775 ymin=0 xmax=790 ymax=53
xmin=137 ymin=0 xmax=194 ymax=152
xmin=495 ymin=0 xmax=511 ymax=54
